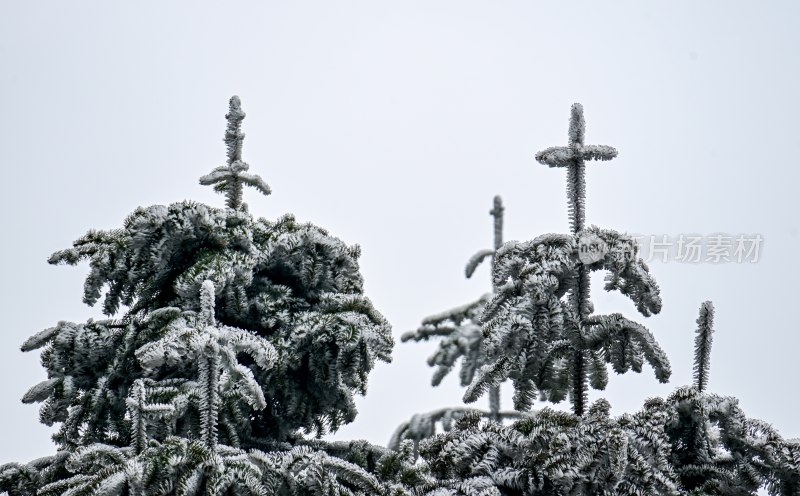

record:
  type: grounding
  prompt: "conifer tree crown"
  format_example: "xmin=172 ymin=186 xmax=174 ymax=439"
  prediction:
xmin=0 ymin=97 xmax=399 ymax=495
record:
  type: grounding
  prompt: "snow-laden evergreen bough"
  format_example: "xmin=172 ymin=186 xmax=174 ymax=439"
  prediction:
xmin=418 ymin=398 xmax=679 ymax=495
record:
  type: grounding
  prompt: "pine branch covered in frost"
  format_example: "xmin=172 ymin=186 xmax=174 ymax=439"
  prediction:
xmin=199 ymin=96 xmax=271 ymax=210
xmin=134 ymin=284 xmax=278 ymax=449
xmin=762 ymin=438 xmax=800 ymax=495
xmin=465 ymin=250 xmax=493 ymax=279
xmin=14 ymin=318 xmax=135 ymax=447
xmin=126 ymin=380 xmax=173 ymax=454
xmin=660 ymin=386 xmax=793 ymax=493
xmin=35 ymin=438 xmax=267 ymax=496
xmin=401 ymin=294 xmax=491 ymax=387
xmin=250 ymin=442 xmax=429 ymax=495
xmin=693 ymin=300 xmax=715 ymax=392
xmin=0 ymin=462 xmax=43 ymax=496
xmin=36 ymin=437 xmax=437 ymax=496
xmin=582 ymin=226 xmax=662 ymax=317
xmin=584 ymin=313 xmax=671 ymax=382
xmin=21 ymin=378 xmax=60 ymax=404
xmin=387 ymin=406 xmax=522 ymax=454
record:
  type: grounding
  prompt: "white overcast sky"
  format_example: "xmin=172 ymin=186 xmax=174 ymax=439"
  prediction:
xmin=1 ymin=2 xmax=799 ymax=464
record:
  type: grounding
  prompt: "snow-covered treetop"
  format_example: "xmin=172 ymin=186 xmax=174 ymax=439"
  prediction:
xmin=27 ymin=97 xmax=393 ymax=451
xmin=199 ymin=95 xmax=271 ymax=210
xmin=465 ymin=106 xmax=667 ymax=417
xmin=693 ymin=300 xmax=715 ymax=392
xmin=535 ymin=103 xmax=617 ymax=233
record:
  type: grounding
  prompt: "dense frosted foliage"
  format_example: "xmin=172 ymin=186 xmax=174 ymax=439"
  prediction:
xmin=413 ymin=391 xmax=800 ymax=495
xmin=419 ymin=399 xmax=679 ymax=495
xmin=2 ymin=100 xmax=798 ymax=495
xmin=43 ymin=205 xmax=392 ymax=442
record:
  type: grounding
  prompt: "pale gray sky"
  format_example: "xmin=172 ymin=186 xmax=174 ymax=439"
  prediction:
xmin=1 ymin=2 xmax=799 ymax=464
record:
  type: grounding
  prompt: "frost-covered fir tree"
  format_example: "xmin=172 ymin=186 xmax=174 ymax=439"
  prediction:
xmin=464 ymin=103 xmax=670 ymax=416
xmin=389 ymin=196 xmax=521 ymax=452
xmin=0 ymin=96 xmax=425 ymax=496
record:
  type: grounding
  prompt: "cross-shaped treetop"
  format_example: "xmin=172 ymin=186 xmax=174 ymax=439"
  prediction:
xmin=535 ymin=103 xmax=617 ymax=234
xmin=200 ymin=96 xmax=272 ymax=210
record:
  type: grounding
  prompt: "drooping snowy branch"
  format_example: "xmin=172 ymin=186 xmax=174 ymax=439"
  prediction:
xmin=387 ymin=406 xmax=522 ymax=456
xmin=402 ymin=294 xmax=491 ymax=387
xmin=584 ymin=313 xmax=671 ymax=382
xmin=465 ymin=249 xmax=493 ymax=279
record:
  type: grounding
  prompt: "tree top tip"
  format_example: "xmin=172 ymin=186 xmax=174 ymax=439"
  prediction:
xmin=226 ymin=95 xmax=245 ymax=123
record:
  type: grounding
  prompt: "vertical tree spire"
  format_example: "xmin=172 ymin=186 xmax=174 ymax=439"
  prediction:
xmin=463 ymin=196 xmax=506 ymax=420
xmin=200 ymin=95 xmax=272 ymax=210
xmin=534 ymin=103 xmax=617 ymax=234
xmin=490 ymin=195 xmax=504 ymax=252
xmin=487 ymin=196 xmax=503 ymax=420
xmin=534 ymin=105 xmax=617 ymax=416
xmin=693 ymin=301 xmax=715 ymax=392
